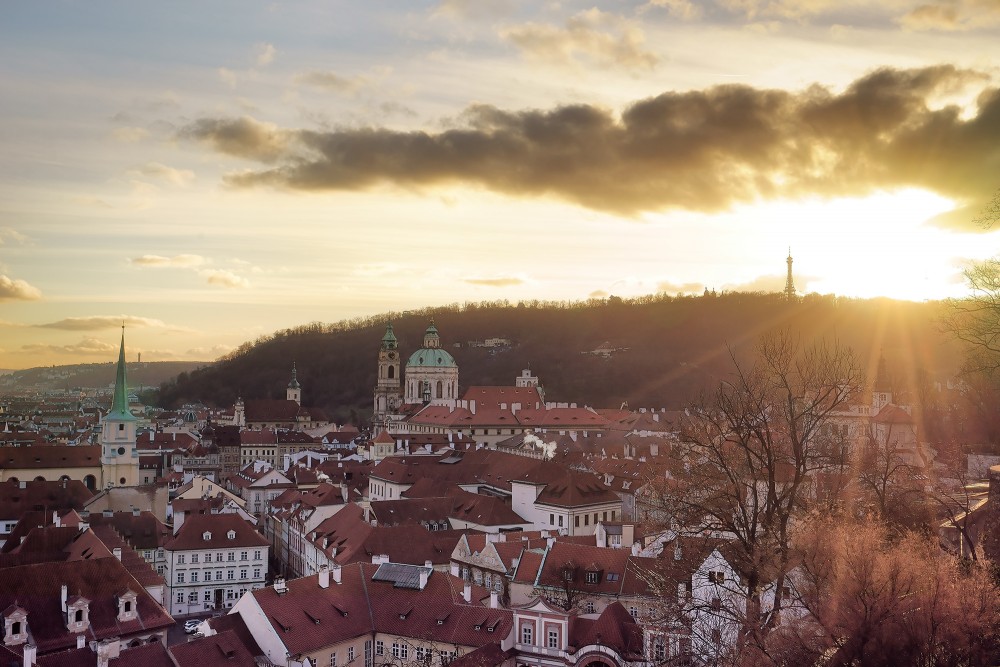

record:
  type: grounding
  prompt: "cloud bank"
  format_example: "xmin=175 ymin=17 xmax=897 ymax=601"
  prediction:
xmin=180 ymin=66 xmax=1000 ymax=226
xmin=37 ymin=315 xmax=166 ymax=331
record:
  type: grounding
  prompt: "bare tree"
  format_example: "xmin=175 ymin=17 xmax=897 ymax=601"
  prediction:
xmin=662 ymin=332 xmax=863 ymax=659
xmin=766 ymin=516 xmax=1000 ymax=667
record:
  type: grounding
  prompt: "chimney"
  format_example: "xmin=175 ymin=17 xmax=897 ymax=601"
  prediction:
xmin=450 ymin=562 xmax=460 ymax=577
xmin=674 ymin=543 xmax=682 ymax=561
xmin=490 ymin=591 xmax=499 ymax=609
xmin=425 ymin=560 xmax=433 ymax=569
xmin=419 ymin=568 xmax=429 ymax=590
xmin=22 ymin=644 xmax=35 ymax=667
xmin=53 ymin=511 xmax=60 ymax=528
xmin=318 ymin=565 xmax=330 ymax=589
xmin=274 ymin=577 xmax=287 ymax=595
xmin=463 ymin=582 xmax=471 ymax=603
xmin=77 ymin=634 xmax=86 ymax=649
xmin=113 ymin=547 xmax=122 ymax=561
xmin=132 ymin=507 xmax=140 ymax=517
xmin=332 ymin=563 xmax=342 ymax=584
xmin=61 ymin=584 xmax=68 ymax=612
xmin=96 ymin=639 xmax=120 ymax=667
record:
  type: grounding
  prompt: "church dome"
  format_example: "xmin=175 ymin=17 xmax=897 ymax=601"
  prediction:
xmin=407 ymin=348 xmax=457 ymax=368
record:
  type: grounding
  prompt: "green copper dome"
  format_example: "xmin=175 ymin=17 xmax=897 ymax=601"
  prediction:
xmin=406 ymin=348 xmax=457 ymax=368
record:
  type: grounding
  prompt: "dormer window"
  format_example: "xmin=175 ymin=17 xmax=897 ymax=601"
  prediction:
xmin=66 ymin=597 xmax=90 ymax=633
xmin=3 ymin=607 xmax=27 ymax=646
xmin=203 ymin=531 xmax=212 ymax=541
xmin=117 ymin=590 xmax=138 ymax=623
xmin=584 ymin=570 xmax=601 ymax=584
xmin=227 ymin=530 xmax=236 ymax=540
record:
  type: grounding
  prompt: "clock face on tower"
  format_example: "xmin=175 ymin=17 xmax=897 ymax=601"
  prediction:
xmin=388 ymin=352 xmax=396 ymax=360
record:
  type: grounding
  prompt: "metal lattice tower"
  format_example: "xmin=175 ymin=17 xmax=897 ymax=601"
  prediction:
xmin=784 ymin=248 xmax=796 ymax=300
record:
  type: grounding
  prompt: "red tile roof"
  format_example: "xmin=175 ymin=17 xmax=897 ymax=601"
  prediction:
xmin=0 ymin=558 xmax=174 ymax=653
xmin=170 ymin=629 xmax=258 ymax=666
xmin=163 ymin=513 xmax=268 ymax=551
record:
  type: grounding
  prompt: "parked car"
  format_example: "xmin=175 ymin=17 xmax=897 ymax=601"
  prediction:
xmin=184 ymin=619 xmax=202 ymax=634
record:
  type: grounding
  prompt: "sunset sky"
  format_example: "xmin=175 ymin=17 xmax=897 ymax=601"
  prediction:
xmin=1 ymin=1 xmax=999 ymax=369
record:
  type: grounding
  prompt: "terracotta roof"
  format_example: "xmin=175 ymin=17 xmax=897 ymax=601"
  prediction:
xmin=0 ymin=480 xmax=92 ymax=522
xmin=249 ymin=563 xmax=511 ymax=656
xmin=170 ymin=629 xmax=258 ymax=666
xmin=163 ymin=513 xmax=268 ymax=551
xmin=0 ymin=445 xmax=101 ymax=470
xmin=460 ymin=386 xmax=545 ymax=410
xmin=572 ymin=602 xmax=644 ymax=658
xmin=203 ymin=611 xmax=264 ymax=656
xmin=371 ymin=491 xmax=528 ymax=528
xmin=0 ymin=558 xmax=174 ymax=653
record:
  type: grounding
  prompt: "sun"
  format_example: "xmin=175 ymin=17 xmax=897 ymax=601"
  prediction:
xmin=763 ymin=189 xmax=968 ymax=301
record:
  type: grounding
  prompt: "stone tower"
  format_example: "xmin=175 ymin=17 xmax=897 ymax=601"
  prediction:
xmin=373 ymin=323 xmax=403 ymax=422
xmin=287 ymin=362 xmax=301 ymax=405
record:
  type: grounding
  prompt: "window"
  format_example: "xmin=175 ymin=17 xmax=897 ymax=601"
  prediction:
xmin=227 ymin=570 xmax=235 ymax=580
xmin=391 ymin=643 xmax=400 ymax=659
xmin=375 ymin=641 xmax=384 ymax=656
xmin=416 ymin=647 xmax=425 ymax=662
xmin=240 ymin=570 xmax=248 ymax=580
xmin=709 ymin=571 xmax=725 ymax=584
xmin=494 ymin=579 xmax=502 ymax=592
xmin=548 ymin=628 xmax=559 ymax=649
xmin=574 ymin=516 xmax=580 ymax=528
xmin=216 ymin=571 xmax=223 ymax=581
xmin=330 ymin=652 xmax=337 ymax=667
xmin=254 ymin=568 xmax=261 ymax=578
xmin=204 ymin=590 xmax=212 ymax=602
xmin=584 ymin=515 xmax=589 ymax=526
xmin=228 ymin=552 xmax=235 ymax=562
xmin=653 ymin=639 xmax=666 ymax=660
xmin=586 ymin=601 xmax=596 ymax=613
xmin=585 ymin=571 xmax=599 ymax=584
xmin=187 ymin=592 xmax=197 ymax=603
xmin=191 ymin=572 xmax=198 ymax=582
xmin=549 ymin=513 xmax=554 ymax=525
xmin=558 ymin=515 xmax=563 ymax=527
xmin=227 ymin=590 xmax=236 ymax=600
xmin=348 ymin=647 xmax=355 ymax=662
xmin=603 ymin=511 xmax=608 ymax=521
xmin=254 ymin=550 xmax=262 ymax=560
xmin=401 ymin=645 xmax=409 ymax=659
xmin=629 ymin=605 xmax=638 ymax=619
xmin=216 ymin=553 xmax=223 ymax=562
xmin=241 ymin=551 xmax=248 ymax=561
xmin=521 ymin=624 xmax=533 ymax=644
xmin=176 ymin=592 xmax=184 ymax=604
xmin=74 ymin=609 xmax=83 ymax=623
xmin=176 ymin=572 xmax=185 ymax=584
xmin=191 ymin=554 xmax=199 ymax=563
xmin=177 ymin=555 xmax=186 ymax=565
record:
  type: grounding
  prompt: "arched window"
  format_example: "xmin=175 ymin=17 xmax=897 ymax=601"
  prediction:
xmin=388 ymin=366 xmax=395 ymax=379
xmin=75 ymin=610 xmax=83 ymax=623
xmin=436 ymin=381 xmax=443 ymax=399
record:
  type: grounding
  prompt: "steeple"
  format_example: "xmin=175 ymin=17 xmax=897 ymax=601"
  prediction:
xmin=108 ymin=327 xmax=136 ymax=422
xmin=381 ymin=323 xmax=398 ymax=350
xmin=423 ymin=319 xmax=440 ymax=349
xmin=287 ymin=362 xmax=302 ymax=405
xmin=784 ymin=248 xmax=796 ymax=301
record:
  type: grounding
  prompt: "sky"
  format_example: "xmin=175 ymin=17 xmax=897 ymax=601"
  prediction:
xmin=1 ymin=1 xmax=999 ymax=369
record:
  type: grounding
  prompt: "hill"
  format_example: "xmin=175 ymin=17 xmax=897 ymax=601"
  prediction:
xmin=0 ymin=361 xmax=208 ymax=394
xmin=153 ymin=293 xmax=967 ymax=428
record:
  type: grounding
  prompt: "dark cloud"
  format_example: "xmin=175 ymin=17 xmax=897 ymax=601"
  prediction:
xmin=180 ymin=66 xmax=1000 ymax=224
xmin=464 ymin=277 xmax=526 ymax=287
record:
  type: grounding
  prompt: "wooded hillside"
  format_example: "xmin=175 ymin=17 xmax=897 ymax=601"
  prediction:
xmin=153 ymin=292 xmax=967 ymax=431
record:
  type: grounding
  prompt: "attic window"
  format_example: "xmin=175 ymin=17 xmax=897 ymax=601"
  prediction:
xmin=585 ymin=571 xmax=600 ymax=584
xmin=227 ymin=530 xmax=236 ymax=540
xmin=203 ymin=531 xmax=212 ymax=541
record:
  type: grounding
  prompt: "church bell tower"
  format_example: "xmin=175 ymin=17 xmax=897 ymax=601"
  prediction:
xmin=100 ymin=328 xmax=139 ymax=488
xmin=373 ymin=323 xmax=402 ymax=422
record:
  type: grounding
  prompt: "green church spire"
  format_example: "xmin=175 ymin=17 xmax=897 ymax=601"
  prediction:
xmin=109 ymin=327 xmax=137 ymax=422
